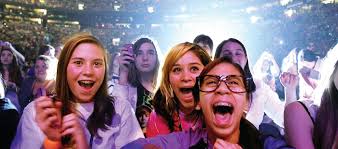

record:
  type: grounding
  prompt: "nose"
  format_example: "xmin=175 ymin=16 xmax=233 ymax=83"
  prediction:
xmin=215 ymin=81 xmax=231 ymax=95
xmin=83 ymin=63 xmax=94 ymax=76
xmin=142 ymin=54 xmax=148 ymax=61
xmin=180 ymin=70 xmax=193 ymax=83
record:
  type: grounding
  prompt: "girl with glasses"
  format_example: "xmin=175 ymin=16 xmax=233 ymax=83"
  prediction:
xmin=123 ymin=56 xmax=261 ymax=149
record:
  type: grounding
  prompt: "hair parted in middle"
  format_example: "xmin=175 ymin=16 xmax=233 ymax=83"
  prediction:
xmin=56 ymin=32 xmax=114 ymax=138
xmin=153 ymin=42 xmax=211 ymax=132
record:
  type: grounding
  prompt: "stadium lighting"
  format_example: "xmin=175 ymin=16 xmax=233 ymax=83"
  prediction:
xmin=280 ymin=0 xmax=293 ymax=6
xmin=250 ymin=16 xmax=261 ymax=23
xmin=148 ymin=6 xmax=154 ymax=13
xmin=284 ymin=9 xmax=295 ymax=17
xmin=78 ymin=3 xmax=84 ymax=10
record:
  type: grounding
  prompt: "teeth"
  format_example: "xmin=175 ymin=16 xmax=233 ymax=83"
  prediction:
xmin=78 ymin=81 xmax=94 ymax=88
xmin=213 ymin=102 xmax=234 ymax=115
xmin=214 ymin=102 xmax=232 ymax=107
xmin=180 ymin=88 xmax=192 ymax=92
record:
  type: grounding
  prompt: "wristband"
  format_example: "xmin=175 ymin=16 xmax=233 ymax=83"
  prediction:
xmin=43 ymin=138 xmax=61 ymax=149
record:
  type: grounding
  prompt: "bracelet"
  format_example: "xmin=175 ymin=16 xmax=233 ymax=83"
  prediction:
xmin=43 ymin=138 xmax=61 ymax=149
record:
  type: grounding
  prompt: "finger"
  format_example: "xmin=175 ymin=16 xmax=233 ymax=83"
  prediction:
xmin=36 ymin=107 xmax=59 ymax=124
xmin=54 ymin=101 xmax=62 ymax=109
xmin=35 ymin=97 xmax=55 ymax=112
xmin=41 ymin=88 xmax=47 ymax=96
xmin=45 ymin=114 xmax=61 ymax=128
xmin=61 ymin=114 xmax=80 ymax=131
xmin=61 ymin=127 xmax=76 ymax=136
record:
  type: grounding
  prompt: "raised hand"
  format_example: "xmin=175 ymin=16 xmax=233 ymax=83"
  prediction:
xmin=213 ymin=138 xmax=242 ymax=149
xmin=118 ymin=44 xmax=134 ymax=85
xmin=35 ymin=96 xmax=62 ymax=141
xmin=61 ymin=113 xmax=89 ymax=149
xmin=280 ymin=72 xmax=299 ymax=89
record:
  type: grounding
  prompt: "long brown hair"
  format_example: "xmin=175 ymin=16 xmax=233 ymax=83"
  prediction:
xmin=153 ymin=42 xmax=211 ymax=132
xmin=313 ymin=61 xmax=338 ymax=149
xmin=127 ymin=37 xmax=160 ymax=88
xmin=0 ymin=46 xmax=23 ymax=87
xmin=56 ymin=33 xmax=115 ymax=138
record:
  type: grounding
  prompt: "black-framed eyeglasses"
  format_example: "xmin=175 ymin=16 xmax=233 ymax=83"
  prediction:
xmin=198 ymin=75 xmax=247 ymax=93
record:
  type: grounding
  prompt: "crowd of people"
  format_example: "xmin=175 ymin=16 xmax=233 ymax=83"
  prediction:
xmin=0 ymin=1 xmax=337 ymax=149
xmin=0 ymin=30 xmax=336 ymax=148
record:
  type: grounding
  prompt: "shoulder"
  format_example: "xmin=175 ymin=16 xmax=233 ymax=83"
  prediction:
xmin=239 ymin=119 xmax=262 ymax=148
xmin=113 ymin=97 xmax=134 ymax=113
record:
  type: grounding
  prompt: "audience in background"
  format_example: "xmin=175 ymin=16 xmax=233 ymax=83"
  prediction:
xmin=193 ymin=34 xmax=214 ymax=57
xmin=110 ymin=37 xmax=160 ymax=135
xmin=0 ymin=74 xmax=20 ymax=149
xmin=284 ymin=44 xmax=338 ymax=149
xmin=18 ymin=55 xmax=56 ymax=111
xmin=0 ymin=43 xmax=24 ymax=112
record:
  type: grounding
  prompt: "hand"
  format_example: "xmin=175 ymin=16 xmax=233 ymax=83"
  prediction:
xmin=61 ymin=114 xmax=89 ymax=149
xmin=280 ymin=72 xmax=299 ymax=89
xmin=213 ymin=138 xmax=242 ymax=149
xmin=5 ymin=80 xmax=17 ymax=90
xmin=118 ymin=45 xmax=134 ymax=73
xmin=35 ymin=96 xmax=62 ymax=141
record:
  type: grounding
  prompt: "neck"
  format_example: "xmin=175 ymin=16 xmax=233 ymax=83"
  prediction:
xmin=35 ymin=79 xmax=46 ymax=83
xmin=206 ymin=126 xmax=240 ymax=146
xmin=140 ymin=71 xmax=154 ymax=91
xmin=179 ymin=104 xmax=194 ymax=115
xmin=3 ymin=65 xmax=9 ymax=70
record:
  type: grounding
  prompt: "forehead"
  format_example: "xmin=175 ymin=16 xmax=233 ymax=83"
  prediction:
xmin=174 ymin=51 xmax=202 ymax=66
xmin=207 ymin=63 xmax=241 ymax=76
xmin=1 ymin=50 xmax=12 ymax=54
xmin=36 ymin=59 xmax=47 ymax=65
xmin=222 ymin=42 xmax=244 ymax=52
xmin=138 ymin=42 xmax=155 ymax=51
xmin=71 ymin=43 xmax=104 ymax=59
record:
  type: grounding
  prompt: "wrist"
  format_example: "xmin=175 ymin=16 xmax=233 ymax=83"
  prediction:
xmin=43 ymin=138 xmax=61 ymax=149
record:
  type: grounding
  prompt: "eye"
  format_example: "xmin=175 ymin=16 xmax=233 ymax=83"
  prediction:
xmin=172 ymin=67 xmax=181 ymax=73
xmin=235 ymin=52 xmax=243 ymax=56
xmin=94 ymin=61 xmax=103 ymax=66
xmin=73 ymin=61 xmax=82 ymax=65
xmin=135 ymin=50 xmax=143 ymax=56
xmin=190 ymin=66 xmax=200 ymax=73
xmin=205 ymin=80 xmax=218 ymax=85
xmin=222 ymin=51 xmax=231 ymax=56
xmin=148 ymin=50 xmax=155 ymax=55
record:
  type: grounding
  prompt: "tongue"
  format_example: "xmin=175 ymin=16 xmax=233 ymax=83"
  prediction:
xmin=214 ymin=112 xmax=231 ymax=126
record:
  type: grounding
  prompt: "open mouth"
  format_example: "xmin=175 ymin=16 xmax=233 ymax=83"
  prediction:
xmin=78 ymin=80 xmax=94 ymax=88
xmin=179 ymin=88 xmax=193 ymax=94
xmin=213 ymin=102 xmax=234 ymax=115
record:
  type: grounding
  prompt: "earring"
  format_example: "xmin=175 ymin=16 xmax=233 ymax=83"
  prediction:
xmin=195 ymin=105 xmax=201 ymax=110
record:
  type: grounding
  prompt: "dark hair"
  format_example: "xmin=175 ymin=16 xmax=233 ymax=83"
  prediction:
xmin=303 ymin=50 xmax=319 ymax=62
xmin=214 ymin=38 xmax=256 ymax=93
xmin=192 ymin=56 xmax=251 ymax=108
xmin=56 ymin=33 xmax=114 ymax=139
xmin=193 ymin=34 xmax=213 ymax=51
xmin=313 ymin=61 xmax=338 ymax=149
xmin=38 ymin=44 xmax=55 ymax=56
xmin=153 ymin=42 xmax=211 ymax=132
xmin=0 ymin=46 xmax=23 ymax=87
xmin=128 ymin=37 xmax=160 ymax=88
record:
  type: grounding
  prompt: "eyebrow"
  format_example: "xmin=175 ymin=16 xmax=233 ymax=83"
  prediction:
xmin=70 ymin=57 xmax=104 ymax=61
xmin=173 ymin=62 xmax=203 ymax=67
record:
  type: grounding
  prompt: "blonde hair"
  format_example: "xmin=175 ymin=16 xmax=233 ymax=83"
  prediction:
xmin=153 ymin=42 xmax=211 ymax=131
